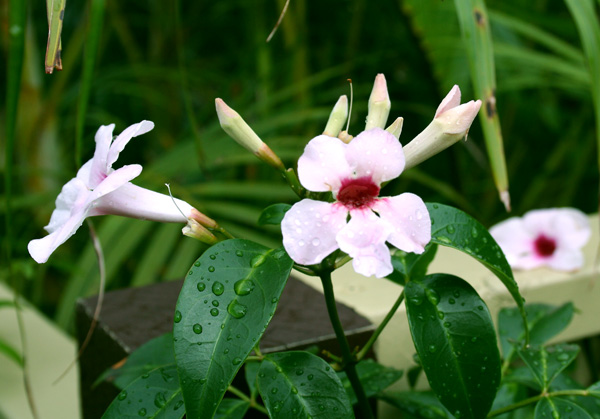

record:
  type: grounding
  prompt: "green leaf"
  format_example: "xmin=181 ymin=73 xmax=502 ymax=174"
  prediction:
xmin=588 ymin=380 xmax=600 ymax=397
xmin=257 ymin=351 xmax=353 ymax=418
xmin=405 ymin=273 xmax=501 ymax=419
xmin=490 ymin=383 xmax=530 ymax=419
xmin=244 ymin=361 xmax=261 ymax=398
xmin=504 ymin=367 xmax=541 ymax=392
xmin=517 ymin=343 xmax=579 ymax=390
xmin=534 ymin=397 xmax=592 ymax=419
xmin=426 ymin=203 xmax=527 ymax=338
xmin=379 ymin=391 xmax=451 ymax=418
xmin=387 ymin=243 xmax=438 ymax=285
xmin=214 ymin=399 xmax=250 ymax=419
xmin=498 ymin=303 xmax=574 ymax=361
xmin=102 ymin=365 xmax=184 ymax=419
xmin=337 ymin=359 xmax=403 ymax=405
xmin=95 ymin=333 xmax=175 ymax=390
xmin=173 ymin=239 xmax=293 ymax=419
xmin=258 ymin=203 xmax=292 ymax=226
xmin=407 ymin=365 xmax=422 ymax=390
xmin=0 ymin=337 xmax=23 ymax=367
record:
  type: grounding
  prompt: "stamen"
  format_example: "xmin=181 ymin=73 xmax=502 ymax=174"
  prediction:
xmin=337 ymin=176 xmax=379 ymax=209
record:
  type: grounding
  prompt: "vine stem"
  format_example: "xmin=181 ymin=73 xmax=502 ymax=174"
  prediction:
xmin=357 ymin=290 xmax=404 ymax=361
xmin=320 ymin=271 xmax=374 ymax=419
xmin=487 ymin=390 xmax=592 ymax=417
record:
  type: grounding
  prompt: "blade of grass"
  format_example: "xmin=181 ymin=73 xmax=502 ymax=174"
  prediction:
xmin=0 ymin=338 xmax=24 ymax=367
xmin=74 ymin=0 xmax=105 ymax=168
xmin=45 ymin=0 xmax=65 ymax=73
xmin=454 ymin=0 xmax=511 ymax=210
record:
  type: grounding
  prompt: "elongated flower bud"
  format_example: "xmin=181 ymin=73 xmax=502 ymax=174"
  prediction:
xmin=215 ymin=98 xmax=285 ymax=171
xmin=323 ymin=95 xmax=348 ymax=137
xmin=365 ymin=74 xmax=391 ymax=130
xmin=403 ymin=86 xmax=481 ymax=170
xmin=385 ymin=117 xmax=404 ymax=139
xmin=182 ymin=219 xmax=219 ymax=245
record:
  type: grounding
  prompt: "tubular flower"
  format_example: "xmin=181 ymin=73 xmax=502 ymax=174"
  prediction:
xmin=28 ymin=121 xmax=203 ymax=263
xmin=281 ymin=127 xmax=431 ymax=278
xmin=490 ymin=208 xmax=591 ymax=271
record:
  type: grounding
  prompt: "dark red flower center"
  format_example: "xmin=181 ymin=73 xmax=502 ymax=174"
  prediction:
xmin=533 ymin=234 xmax=556 ymax=257
xmin=337 ymin=176 xmax=380 ymax=209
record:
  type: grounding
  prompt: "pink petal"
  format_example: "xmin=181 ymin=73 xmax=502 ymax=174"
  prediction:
xmin=281 ymin=199 xmax=347 ymax=265
xmin=76 ymin=159 xmax=94 ymax=186
xmin=524 ymin=208 xmax=590 ymax=250
xmin=374 ymin=194 xmax=431 ymax=254
xmin=91 ymin=182 xmax=193 ymax=223
xmin=45 ymin=178 xmax=90 ymax=233
xmin=435 ymin=100 xmax=482 ymax=135
xmin=28 ymin=206 xmax=90 ymax=263
xmin=548 ymin=248 xmax=584 ymax=271
xmin=297 ymin=135 xmax=351 ymax=193
xmin=89 ymin=124 xmax=115 ymax=188
xmin=106 ymin=121 xmax=155 ymax=171
xmin=336 ymin=209 xmax=393 ymax=278
xmin=90 ymin=164 xmax=143 ymax=201
xmin=489 ymin=217 xmax=533 ymax=261
xmin=345 ymin=128 xmax=404 ymax=185
xmin=435 ymin=85 xmax=461 ymax=118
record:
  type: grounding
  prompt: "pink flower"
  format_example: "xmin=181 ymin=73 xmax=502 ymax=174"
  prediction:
xmin=28 ymin=121 xmax=196 ymax=263
xmin=490 ymin=208 xmax=591 ymax=271
xmin=281 ymin=127 xmax=431 ymax=278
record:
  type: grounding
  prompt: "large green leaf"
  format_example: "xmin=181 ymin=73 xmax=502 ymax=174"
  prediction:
xmin=387 ymin=243 xmax=438 ymax=286
xmin=337 ymin=359 xmax=403 ymax=405
xmin=426 ymin=203 xmax=527 ymax=337
xmin=258 ymin=203 xmax=292 ymax=226
xmin=379 ymin=391 xmax=451 ymax=418
xmin=102 ymin=365 xmax=184 ymax=419
xmin=517 ymin=343 xmax=579 ymax=390
xmin=405 ymin=273 xmax=501 ymax=419
xmin=173 ymin=239 xmax=293 ymax=419
xmin=95 ymin=333 xmax=175 ymax=390
xmin=534 ymin=397 xmax=592 ymax=419
xmin=257 ymin=351 xmax=353 ymax=418
xmin=498 ymin=303 xmax=574 ymax=361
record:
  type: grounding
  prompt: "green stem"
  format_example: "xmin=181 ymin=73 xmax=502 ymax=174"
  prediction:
xmin=357 ymin=290 xmax=404 ymax=361
xmin=227 ymin=385 xmax=268 ymax=415
xmin=320 ymin=271 xmax=373 ymax=419
xmin=487 ymin=390 xmax=592 ymax=417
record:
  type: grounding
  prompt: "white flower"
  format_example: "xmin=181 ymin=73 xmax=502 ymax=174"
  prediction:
xmin=281 ymin=127 xmax=431 ymax=278
xmin=28 ymin=121 xmax=196 ymax=263
xmin=490 ymin=208 xmax=591 ymax=271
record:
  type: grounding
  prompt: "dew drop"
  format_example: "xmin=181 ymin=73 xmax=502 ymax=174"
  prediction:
xmin=138 ymin=408 xmax=147 ymax=417
xmin=210 ymin=308 xmax=219 ymax=316
xmin=154 ymin=392 xmax=167 ymax=408
xmin=446 ymin=225 xmax=456 ymax=234
xmin=557 ymin=353 xmax=570 ymax=362
xmin=271 ymin=297 xmax=279 ymax=304
xmin=291 ymin=386 xmax=298 ymax=394
xmin=429 ymin=345 xmax=437 ymax=353
xmin=118 ymin=390 xmax=128 ymax=401
xmin=425 ymin=288 xmax=440 ymax=305
xmin=212 ymin=300 xmax=219 ymax=307
xmin=197 ymin=282 xmax=206 ymax=292
xmin=307 ymin=374 xmax=314 ymax=380
xmin=311 ymin=238 xmax=321 ymax=246
xmin=193 ymin=324 xmax=203 ymax=334
xmin=194 ymin=261 xmax=201 ymax=267
xmin=174 ymin=311 xmax=182 ymax=323
xmin=227 ymin=300 xmax=248 ymax=319
xmin=234 ymin=279 xmax=255 ymax=296
xmin=437 ymin=311 xmax=445 ymax=320
xmin=212 ymin=282 xmax=225 ymax=296
xmin=174 ymin=400 xmax=184 ymax=410
xmin=298 ymin=239 xmax=305 ymax=247
xmin=235 ymin=250 xmax=244 ymax=257
xmin=444 ymin=322 xmax=451 ymax=327
xmin=232 ymin=358 xmax=242 ymax=365
xmin=449 ymin=298 xmax=456 ymax=305
xmin=296 ymin=369 xmax=304 ymax=376
xmin=271 ymin=388 xmax=278 ymax=394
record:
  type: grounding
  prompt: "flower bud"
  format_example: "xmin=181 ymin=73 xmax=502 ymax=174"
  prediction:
xmin=189 ymin=208 xmax=218 ymax=229
xmin=403 ymin=86 xmax=481 ymax=170
xmin=215 ymin=98 xmax=285 ymax=171
xmin=323 ymin=95 xmax=348 ymax=137
xmin=385 ymin=117 xmax=404 ymax=139
xmin=365 ymin=74 xmax=391 ymax=130
xmin=182 ymin=219 xmax=219 ymax=245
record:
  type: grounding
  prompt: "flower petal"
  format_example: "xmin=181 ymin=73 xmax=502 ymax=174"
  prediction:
xmin=345 ymin=128 xmax=404 ymax=185
xmin=336 ymin=209 xmax=393 ymax=278
xmin=297 ymin=135 xmax=351 ymax=193
xmin=374 ymin=194 xmax=430 ymax=254
xmin=548 ymin=248 xmax=584 ymax=271
xmin=523 ymin=208 xmax=590 ymax=250
xmin=89 ymin=124 xmax=115 ymax=188
xmin=90 ymin=164 xmax=143 ymax=201
xmin=281 ymin=199 xmax=347 ymax=265
xmin=90 ymin=182 xmax=193 ymax=223
xmin=106 ymin=120 xmax=155 ymax=171
xmin=45 ymin=178 xmax=90 ymax=233
xmin=489 ymin=217 xmax=534 ymax=262
xmin=435 ymin=85 xmax=461 ymax=118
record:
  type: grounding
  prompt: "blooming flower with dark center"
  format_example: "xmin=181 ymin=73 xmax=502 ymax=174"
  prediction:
xmin=490 ymin=208 xmax=590 ymax=271
xmin=281 ymin=127 xmax=431 ymax=278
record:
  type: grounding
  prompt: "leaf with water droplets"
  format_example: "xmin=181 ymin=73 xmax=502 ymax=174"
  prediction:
xmin=517 ymin=343 xmax=579 ymax=390
xmin=426 ymin=202 xmax=528 ymax=342
xmin=337 ymin=359 xmax=403 ymax=405
xmin=534 ymin=397 xmax=592 ymax=419
xmin=258 ymin=203 xmax=292 ymax=226
xmin=173 ymin=239 xmax=293 ymax=419
xmin=387 ymin=242 xmax=438 ymax=285
xmin=102 ymin=364 xmax=184 ymax=419
xmin=257 ymin=351 xmax=353 ymax=418
xmin=405 ymin=274 xmax=500 ymax=419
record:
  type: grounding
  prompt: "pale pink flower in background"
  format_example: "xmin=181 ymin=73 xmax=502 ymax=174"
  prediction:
xmin=28 ymin=121 xmax=198 ymax=264
xmin=490 ymin=208 xmax=591 ymax=271
xmin=281 ymin=127 xmax=431 ymax=278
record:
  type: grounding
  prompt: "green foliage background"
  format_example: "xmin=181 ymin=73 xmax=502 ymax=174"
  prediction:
xmin=1 ymin=0 xmax=599 ymax=329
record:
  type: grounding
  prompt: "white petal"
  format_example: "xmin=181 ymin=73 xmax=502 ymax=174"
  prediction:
xmin=281 ymin=199 xmax=347 ymax=265
xmin=373 ymin=194 xmax=431 ymax=254
xmin=548 ymin=248 xmax=585 ymax=271
xmin=345 ymin=128 xmax=404 ymax=185
xmin=45 ymin=178 xmax=90 ymax=233
xmin=528 ymin=208 xmax=590 ymax=250
xmin=28 ymin=206 xmax=90 ymax=264
xmin=106 ymin=121 xmax=155 ymax=170
xmin=297 ymin=135 xmax=351 ymax=193
xmin=91 ymin=182 xmax=193 ymax=223
xmin=89 ymin=124 xmax=115 ymax=188
xmin=336 ymin=209 xmax=393 ymax=278
xmin=76 ymin=159 xmax=94 ymax=187
xmin=90 ymin=164 xmax=143 ymax=201
xmin=489 ymin=217 xmax=534 ymax=261
xmin=435 ymin=85 xmax=461 ymax=118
